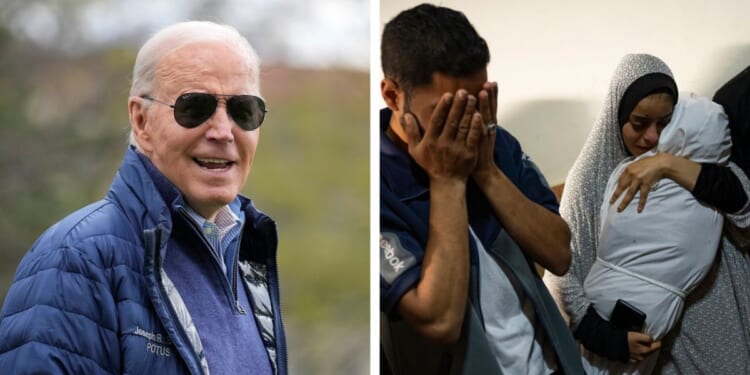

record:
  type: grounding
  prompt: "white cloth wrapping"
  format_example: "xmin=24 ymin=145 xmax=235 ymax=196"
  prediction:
xmin=543 ymin=54 xmax=676 ymax=328
xmin=582 ymin=93 xmax=731 ymax=374
xmin=544 ymin=53 xmax=750 ymax=375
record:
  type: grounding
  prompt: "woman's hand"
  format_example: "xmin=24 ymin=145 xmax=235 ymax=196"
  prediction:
xmin=610 ymin=153 xmax=668 ymax=213
xmin=610 ymin=153 xmax=701 ymax=213
xmin=627 ymin=331 xmax=661 ymax=362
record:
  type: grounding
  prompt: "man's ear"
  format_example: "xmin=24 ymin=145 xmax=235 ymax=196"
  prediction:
xmin=128 ymin=97 xmax=153 ymax=153
xmin=381 ymin=78 xmax=403 ymax=113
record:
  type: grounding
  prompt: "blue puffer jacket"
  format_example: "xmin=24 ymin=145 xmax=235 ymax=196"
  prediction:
xmin=0 ymin=147 xmax=287 ymax=374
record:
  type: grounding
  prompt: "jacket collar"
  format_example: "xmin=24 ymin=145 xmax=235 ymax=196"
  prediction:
xmin=107 ymin=146 xmax=176 ymax=233
xmin=108 ymin=147 xmax=277 ymax=258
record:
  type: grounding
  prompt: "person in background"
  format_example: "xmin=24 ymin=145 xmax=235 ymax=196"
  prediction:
xmin=379 ymin=4 xmax=583 ymax=374
xmin=0 ymin=21 xmax=286 ymax=374
xmin=583 ymin=92 xmax=731 ymax=374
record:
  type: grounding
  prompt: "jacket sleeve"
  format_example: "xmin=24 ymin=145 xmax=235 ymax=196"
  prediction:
xmin=0 ymin=244 xmax=119 ymax=374
xmin=692 ymin=163 xmax=748 ymax=213
xmin=380 ymin=183 xmax=425 ymax=316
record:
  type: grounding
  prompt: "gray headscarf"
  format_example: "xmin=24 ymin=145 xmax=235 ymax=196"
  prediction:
xmin=543 ymin=54 xmax=675 ymax=327
xmin=544 ymin=54 xmax=750 ymax=373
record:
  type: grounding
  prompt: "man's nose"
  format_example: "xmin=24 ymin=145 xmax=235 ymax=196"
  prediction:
xmin=205 ymin=104 xmax=235 ymax=142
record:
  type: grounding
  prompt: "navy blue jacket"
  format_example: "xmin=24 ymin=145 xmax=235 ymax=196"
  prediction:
xmin=0 ymin=147 xmax=287 ymax=375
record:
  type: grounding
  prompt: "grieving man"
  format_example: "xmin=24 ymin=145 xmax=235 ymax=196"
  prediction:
xmin=379 ymin=4 xmax=583 ymax=374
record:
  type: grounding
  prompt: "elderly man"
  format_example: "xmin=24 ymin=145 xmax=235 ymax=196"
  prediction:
xmin=0 ymin=21 xmax=286 ymax=374
xmin=379 ymin=4 xmax=582 ymax=374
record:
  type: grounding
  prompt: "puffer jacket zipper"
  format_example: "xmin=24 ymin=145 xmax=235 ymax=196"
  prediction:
xmin=178 ymin=208 xmax=244 ymax=314
xmin=144 ymin=226 xmax=207 ymax=375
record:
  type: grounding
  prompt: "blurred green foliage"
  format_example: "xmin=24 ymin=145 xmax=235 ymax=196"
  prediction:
xmin=0 ymin=21 xmax=369 ymax=375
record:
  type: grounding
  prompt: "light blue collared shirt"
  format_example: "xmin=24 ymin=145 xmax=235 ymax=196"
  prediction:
xmin=182 ymin=203 xmax=244 ymax=275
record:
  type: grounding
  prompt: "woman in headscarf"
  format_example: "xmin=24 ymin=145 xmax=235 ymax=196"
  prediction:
xmin=543 ymin=54 xmax=750 ymax=373
xmin=584 ymin=93 xmax=731 ymax=375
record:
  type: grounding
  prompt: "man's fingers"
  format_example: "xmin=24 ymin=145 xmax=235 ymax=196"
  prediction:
xmin=485 ymin=81 xmax=498 ymax=124
xmin=479 ymin=89 xmax=491 ymax=127
xmin=455 ymin=94 xmax=477 ymax=139
xmin=441 ymin=90 xmax=469 ymax=140
xmin=425 ymin=93 xmax=453 ymax=140
xmin=466 ymin=112 xmax=483 ymax=148
xmin=491 ymin=82 xmax=498 ymax=123
xmin=479 ymin=82 xmax=499 ymax=128
xmin=401 ymin=112 xmax=422 ymax=148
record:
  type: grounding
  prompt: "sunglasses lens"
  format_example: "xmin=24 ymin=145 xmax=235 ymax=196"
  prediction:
xmin=173 ymin=93 xmax=217 ymax=128
xmin=227 ymin=96 xmax=266 ymax=131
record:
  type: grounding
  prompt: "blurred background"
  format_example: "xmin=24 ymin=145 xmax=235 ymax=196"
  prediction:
xmin=0 ymin=0 xmax=369 ymax=373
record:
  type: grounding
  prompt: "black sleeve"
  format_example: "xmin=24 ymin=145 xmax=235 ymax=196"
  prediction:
xmin=573 ymin=306 xmax=630 ymax=363
xmin=692 ymin=163 xmax=748 ymax=214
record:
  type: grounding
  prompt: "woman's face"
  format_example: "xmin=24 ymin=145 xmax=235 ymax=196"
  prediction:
xmin=621 ymin=92 xmax=675 ymax=156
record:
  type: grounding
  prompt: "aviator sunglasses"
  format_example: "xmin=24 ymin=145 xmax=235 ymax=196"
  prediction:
xmin=141 ymin=93 xmax=267 ymax=131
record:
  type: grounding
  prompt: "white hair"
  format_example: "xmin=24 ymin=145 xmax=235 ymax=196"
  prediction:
xmin=128 ymin=21 xmax=261 ymax=146
xmin=130 ymin=21 xmax=260 ymax=96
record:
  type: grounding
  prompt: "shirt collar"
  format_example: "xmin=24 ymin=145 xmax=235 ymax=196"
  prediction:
xmin=182 ymin=203 xmax=242 ymax=239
